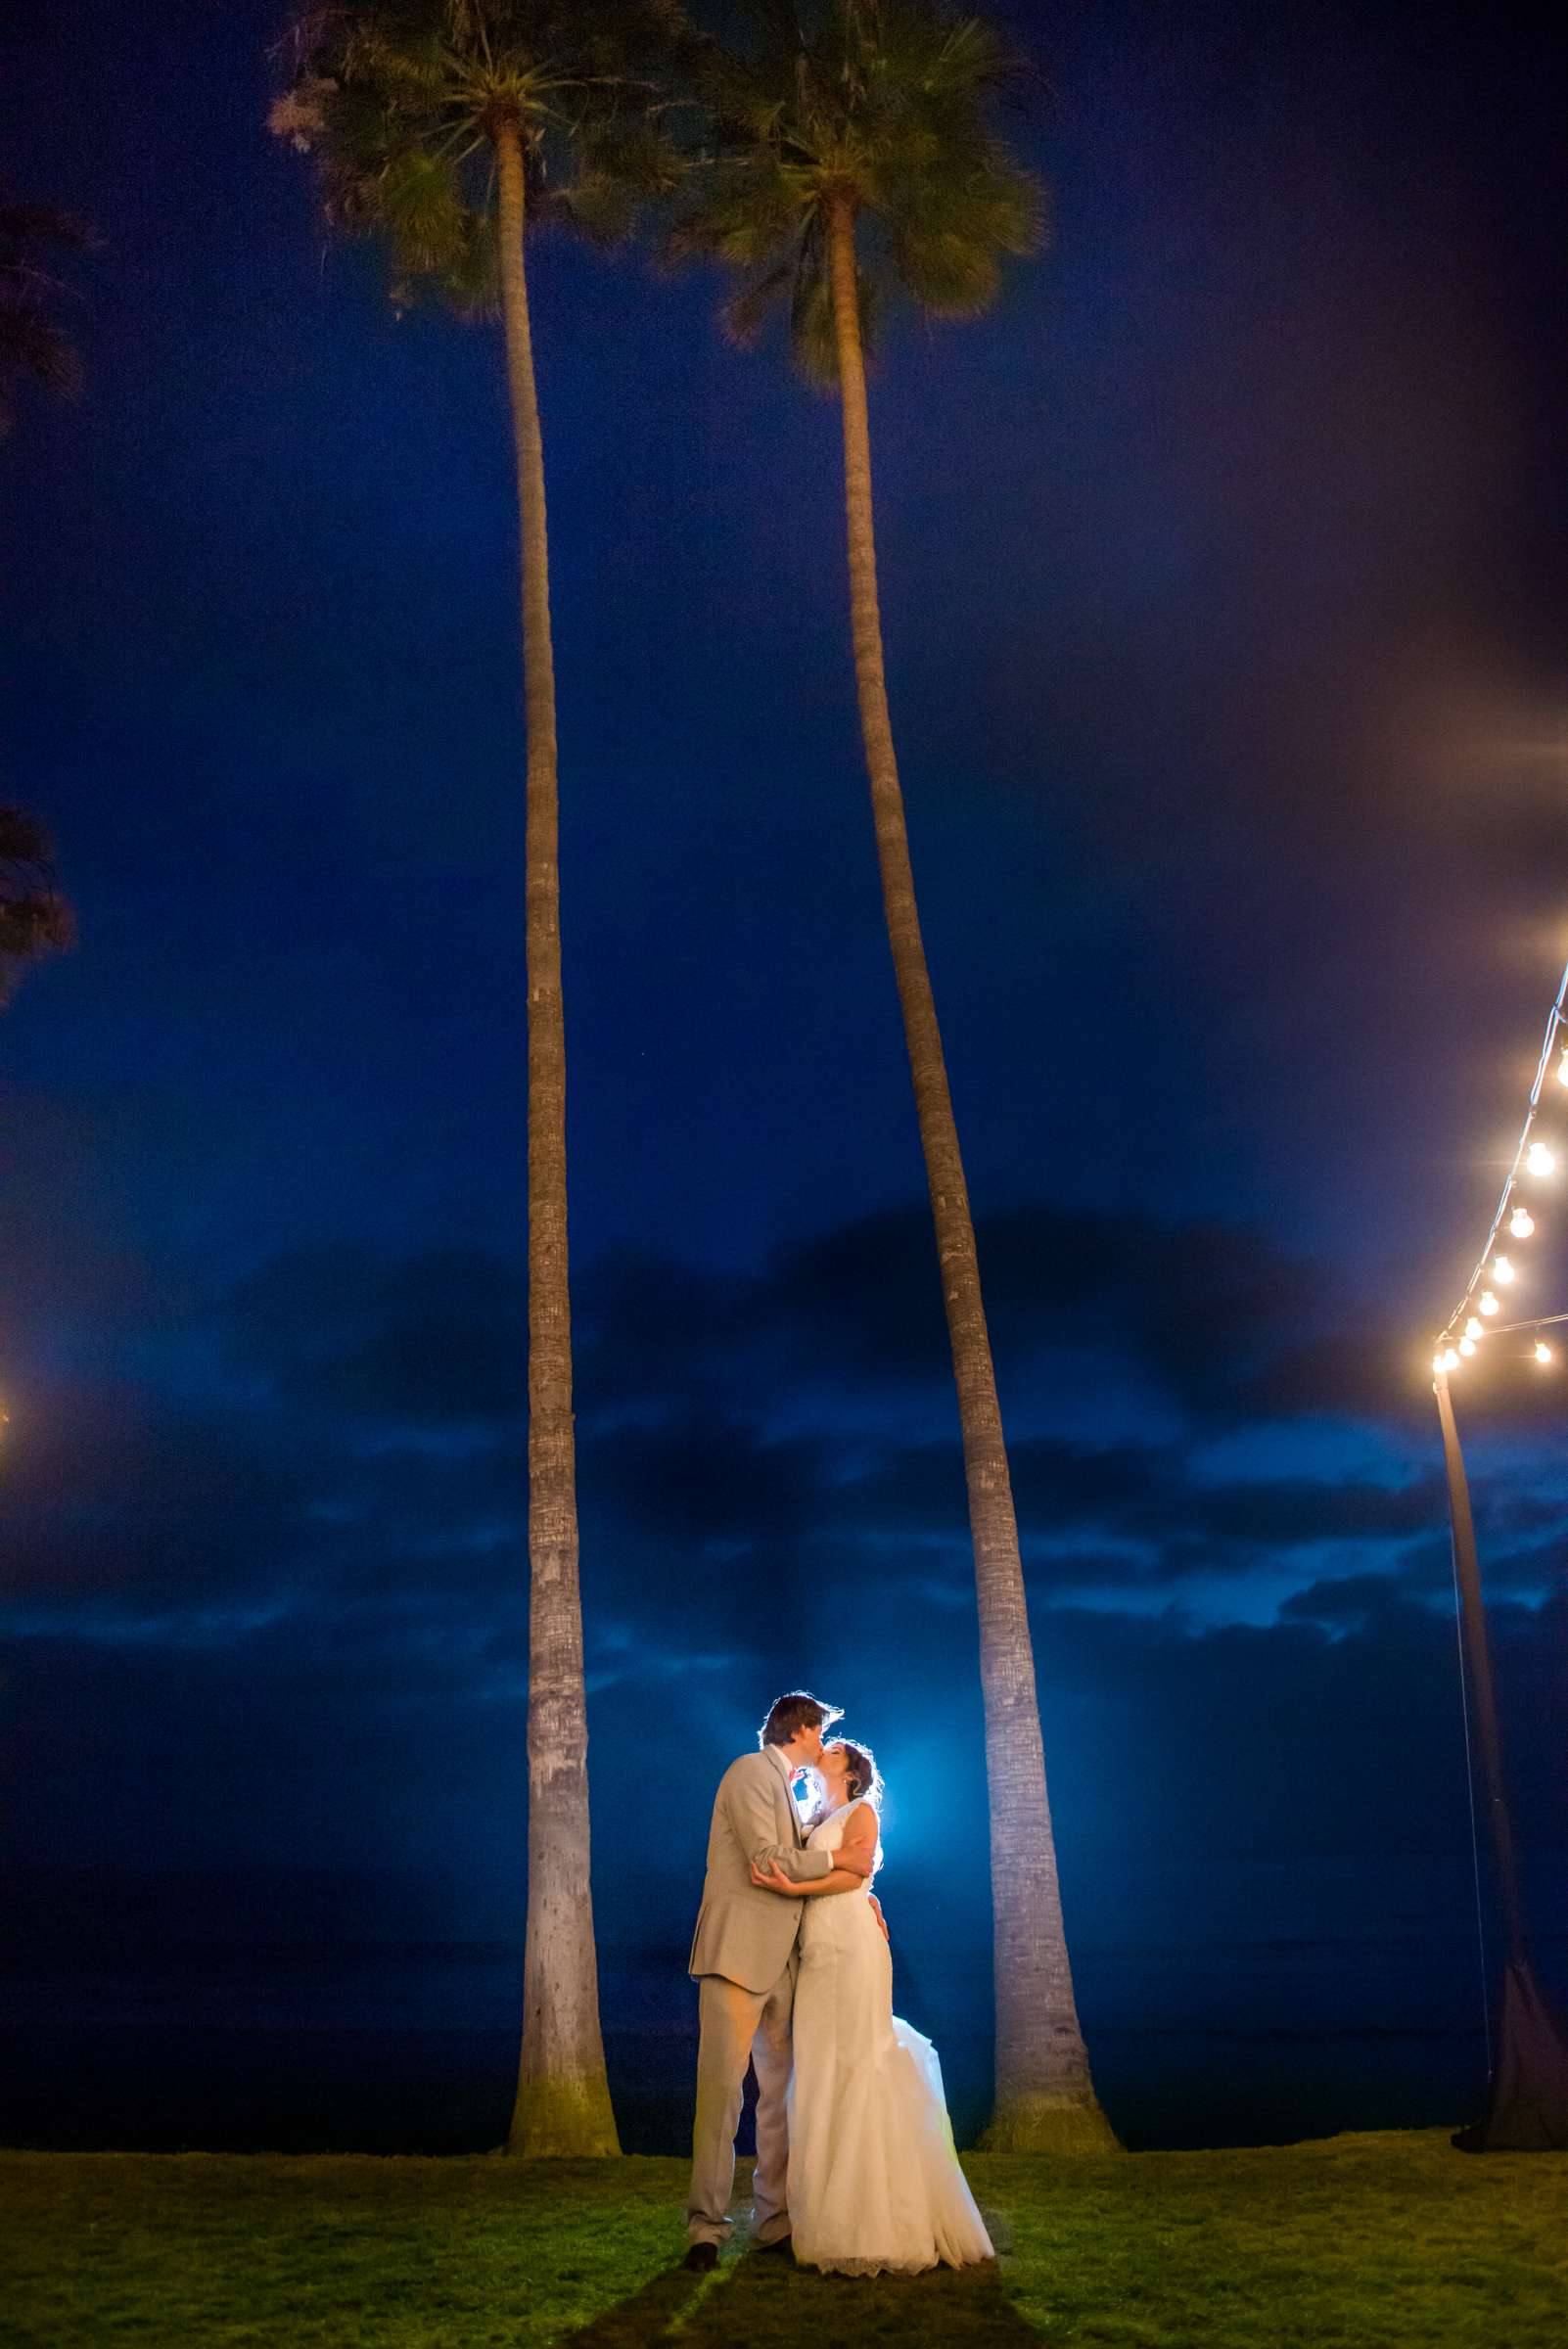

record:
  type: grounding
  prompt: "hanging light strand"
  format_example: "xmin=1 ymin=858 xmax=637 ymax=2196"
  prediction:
xmin=1435 ymin=951 xmax=1568 ymax=1355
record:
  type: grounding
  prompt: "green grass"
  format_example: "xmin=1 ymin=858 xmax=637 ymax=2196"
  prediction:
xmin=2 ymin=2134 xmax=1564 ymax=2348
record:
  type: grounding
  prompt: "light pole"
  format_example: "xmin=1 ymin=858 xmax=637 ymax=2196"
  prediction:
xmin=1432 ymin=1372 xmax=1527 ymax=1968
xmin=1431 ymin=1369 xmax=1568 ymax=2150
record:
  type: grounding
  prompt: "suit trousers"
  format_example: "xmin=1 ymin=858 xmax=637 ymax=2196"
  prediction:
xmin=686 ymin=1954 xmax=797 ymax=2246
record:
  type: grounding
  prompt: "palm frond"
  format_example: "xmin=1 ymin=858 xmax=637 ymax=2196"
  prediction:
xmin=272 ymin=0 xmax=693 ymax=316
xmin=0 ymin=803 xmax=73 ymax=1000
xmin=677 ymin=0 xmax=1043 ymax=384
xmin=669 ymin=149 xmax=805 ymax=267
xmin=885 ymin=151 xmax=1043 ymax=313
xmin=717 ymin=253 xmax=795 ymax=345
xmin=0 ymin=196 xmax=94 ymax=435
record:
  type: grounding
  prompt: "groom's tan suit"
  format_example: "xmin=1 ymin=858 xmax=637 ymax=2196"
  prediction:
xmin=686 ymin=1744 xmax=834 ymax=2248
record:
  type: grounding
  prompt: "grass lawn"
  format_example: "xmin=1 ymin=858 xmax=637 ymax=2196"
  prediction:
xmin=3 ymin=2133 xmax=1564 ymax=2348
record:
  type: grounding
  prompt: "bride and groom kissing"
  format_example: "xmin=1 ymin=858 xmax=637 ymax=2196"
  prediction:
xmin=684 ymin=1690 xmax=992 ymax=2278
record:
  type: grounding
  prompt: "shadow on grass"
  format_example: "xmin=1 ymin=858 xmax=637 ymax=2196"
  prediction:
xmin=556 ymin=2264 xmax=711 ymax=2346
xmin=563 ymin=2248 xmax=1042 ymax=2346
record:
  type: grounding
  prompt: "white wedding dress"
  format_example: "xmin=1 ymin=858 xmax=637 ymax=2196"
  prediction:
xmin=786 ymin=1798 xmax=994 ymax=2276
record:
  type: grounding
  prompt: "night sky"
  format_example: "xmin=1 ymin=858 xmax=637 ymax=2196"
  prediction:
xmin=3 ymin=0 xmax=1566 ymax=2142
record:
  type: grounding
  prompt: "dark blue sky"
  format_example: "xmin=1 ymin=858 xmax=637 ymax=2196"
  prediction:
xmin=3 ymin=0 xmax=1566 ymax=2004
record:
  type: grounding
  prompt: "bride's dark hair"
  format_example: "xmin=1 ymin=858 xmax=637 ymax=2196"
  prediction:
xmin=802 ymin=1736 xmax=884 ymax=1827
xmin=833 ymin=1737 xmax=883 ymax=1807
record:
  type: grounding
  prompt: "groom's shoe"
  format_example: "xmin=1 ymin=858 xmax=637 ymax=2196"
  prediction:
xmin=757 ymin=2234 xmax=792 ymax=2256
xmin=683 ymin=2241 xmax=718 ymax=2274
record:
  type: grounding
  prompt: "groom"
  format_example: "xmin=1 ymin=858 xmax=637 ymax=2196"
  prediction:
xmin=683 ymin=1690 xmax=874 ymax=2269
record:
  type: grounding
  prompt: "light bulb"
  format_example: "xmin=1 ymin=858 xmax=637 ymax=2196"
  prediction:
xmin=1527 ymin=1140 xmax=1555 ymax=1177
xmin=1433 ymin=1352 xmax=1447 ymax=1375
xmin=1509 ymin=1207 xmax=1536 ymax=1238
xmin=1458 ymin=1337 xmax=1477 ymax=1357
xmin=1536 ymin=1341 xmax=1553 ymax=1365
xmin=1443 ymin=1348 xmax=1461 ymax=1371
xmin=1556 ymin=1053 xmax=1568 ymax=1088
xmin=1479 ymin=1291 xmax=1499 ymax=1316
xmin=1464 ymin=1316 xmax=1484 ymax=1340
xmin=1494 ymin=1256 xmax=1515 ymax=1284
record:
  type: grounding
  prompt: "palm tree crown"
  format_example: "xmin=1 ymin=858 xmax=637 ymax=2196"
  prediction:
xmin=0 ymin=199 xmax=92 ymax=439
xmin=675 ymin=0 xmax=1043 ymax=379
xmin=0 ymin=806 xmax=74 ymax=1005
xmin=273 ymin=0 xmax=681 ymax=309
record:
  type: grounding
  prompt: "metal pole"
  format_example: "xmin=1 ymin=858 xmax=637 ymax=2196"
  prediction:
xmin=1433 ymin=1373 xmax=1528 ymax=1967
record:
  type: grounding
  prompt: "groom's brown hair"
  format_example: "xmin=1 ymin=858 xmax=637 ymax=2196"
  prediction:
xmin=760 ymin=1690 xmax=843 ymax=1747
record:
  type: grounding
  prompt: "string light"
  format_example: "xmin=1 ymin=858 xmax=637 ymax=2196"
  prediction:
xmin=1434 ymin=949 xmax=1568 ymax=1370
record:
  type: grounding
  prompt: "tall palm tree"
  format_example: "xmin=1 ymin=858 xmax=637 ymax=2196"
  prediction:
xmin=676 ymin=0 xmax=1116 ymax=2150
xmin=273 ymin=0 xmax=679 ymax=2158
xmin=0 ymin=198 xmax=90 ymax=440
xmin=0 ymin=806 xmax=73 ymax=1005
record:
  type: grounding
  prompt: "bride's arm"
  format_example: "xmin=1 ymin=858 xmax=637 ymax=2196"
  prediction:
xmin=752 ymin=1806 xmax=878 ymax=1896
xmin=752 ymin=1863 xmax=861 ymax=1896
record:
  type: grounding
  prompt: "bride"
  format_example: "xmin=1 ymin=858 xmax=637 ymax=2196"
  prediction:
xmin=750 ymin=1736 xmax=993 ymax=2276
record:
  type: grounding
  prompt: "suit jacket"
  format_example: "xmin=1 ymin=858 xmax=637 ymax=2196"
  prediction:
xmin=688 ymin=1745 xmax=833 ymax=1992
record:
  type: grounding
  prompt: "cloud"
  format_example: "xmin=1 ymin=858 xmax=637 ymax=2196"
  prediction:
xmin=5 ymin=1192 xmax=1548 ymax=1658
xmin=223 ymin=1246 xmax=528 ymax=1425
xmin=201 ymin=1196 xmax=1440 ymax=1471
xmin=571 ymin=1199 xmax=1397 ymax=1437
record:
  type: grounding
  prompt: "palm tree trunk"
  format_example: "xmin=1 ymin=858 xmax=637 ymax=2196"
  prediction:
xmin=495 ymin=118 xmax=618 ymax=2159
xmin=826 ymin=195 xmax=1115 ymax=2152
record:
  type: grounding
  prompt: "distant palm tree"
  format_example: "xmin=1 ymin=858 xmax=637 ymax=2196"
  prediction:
xmin=0 ymin=199 xmax=90 ymax=439
xmin=273 ymin=0 xmax=681 ymax=2159
xmin=1 ymin=202 xmax=88 ymax=997
xmin=0 ymin=806 xmax=73 ymax=1005
xmin=676 ymin=0 xmax=1116 ymax=2150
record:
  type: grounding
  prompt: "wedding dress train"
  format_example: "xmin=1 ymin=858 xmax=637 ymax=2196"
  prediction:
xmin=786 ymin=1798 xmax=993 ymax=2276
